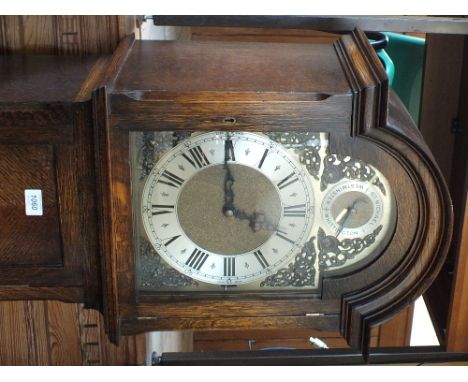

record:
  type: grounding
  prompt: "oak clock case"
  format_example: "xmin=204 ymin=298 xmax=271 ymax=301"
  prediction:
xmin=89 ymin=30 xmax=452 ymax=351
xmin=0 ymin=31 xmax=432 ymax=349
xmin=131 ymin=130 xmax=396 ymax=293
xmin=0 ymin=29 xmax=452 ymax=355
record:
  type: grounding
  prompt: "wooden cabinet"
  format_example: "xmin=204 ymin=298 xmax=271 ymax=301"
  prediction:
xmin=0 ymin=54 xmax=102 ymax=304
xmin=0 ymin=16 xmax=465 ymax=364
xmin=0 ymin=15 xmax=144 ymax=366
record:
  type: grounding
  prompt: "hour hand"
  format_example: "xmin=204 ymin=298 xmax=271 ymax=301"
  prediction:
xmin=222 ymin=171 xmax=236 ymax=216
xmin=222 ymin=137 xmax=236 ymax=216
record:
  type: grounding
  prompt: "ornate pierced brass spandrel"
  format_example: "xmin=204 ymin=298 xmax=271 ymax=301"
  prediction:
xmin=137 ymin=131 xmax=189 ymax=180
xmin=267 ymin=132 xmax=322 ymax=179
xmin=320 ymin=153 xmax=386 ymax=195
xmin=138 ymin=239 xmax=198 ymax=289
xmin=317 ymin=226 xmax=383 ymax=271
xmin=261 ymin=237 xmax=317 ymax=288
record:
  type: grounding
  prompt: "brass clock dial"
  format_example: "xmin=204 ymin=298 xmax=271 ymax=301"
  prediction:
xmin=140 ymin=131 xmax=315 ymax=285
xmin=134 ymin=130 xmax=399 ymax=290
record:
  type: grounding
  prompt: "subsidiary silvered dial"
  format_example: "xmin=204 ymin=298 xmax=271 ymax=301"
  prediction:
xmin=141 ymin=131 xmax=315 ymax=285
xmin=318 ymin=171 xmax=396 ymax=271
xmin=321 ymin=179 xmax=385 ymax=239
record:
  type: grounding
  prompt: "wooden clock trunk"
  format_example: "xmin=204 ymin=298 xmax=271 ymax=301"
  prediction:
xmin=0 ymin=15 xmax=145 ymax=365
xmin=0 ymin=54 xmax=102 ymax=304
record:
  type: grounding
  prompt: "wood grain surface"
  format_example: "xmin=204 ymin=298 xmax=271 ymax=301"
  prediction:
xmin=0 ymin=16 xmax=135 ymax=56
xmin=0 ymin=16 xmax=143 ymax=365
xmin=191 ymin=27 xmax=340 ymax=44
xmin=113 ymin=40 xmax=350 ymax=95
xmin=0 ymin=300 xmax=146 ymax=365
xmin=191 ymin=305 xmax=413 ymax=351
xmin=0 ymin=145 xmax=62 ymax=266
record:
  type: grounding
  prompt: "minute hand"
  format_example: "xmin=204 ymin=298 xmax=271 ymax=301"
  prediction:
xmin=233 ymin=209 xmax=278 ymax=233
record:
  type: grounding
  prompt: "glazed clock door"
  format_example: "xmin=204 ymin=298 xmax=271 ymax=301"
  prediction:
xmin=130 ymin=130 xmax=397 ymax=293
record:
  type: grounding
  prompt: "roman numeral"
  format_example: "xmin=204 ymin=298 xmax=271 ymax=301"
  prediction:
xmin=151 ymin=204 xmax=175 ymax=215
xmin=276 ymin=232 xmax=295 ymax=244
xmin=283 ymin=204 xmax=306 ymax=217
xmin=182 ymin=145 xmax=210 ymax=169
xmin=164 ymin=235 xmax=181 ymax=246
xmin=258 ymin=149 xmax=269 ymax=169
xmin=185 ymin=248 xmax=209 ymax=271
xmin=224 ymin=139 xmax=236 ymax=162
xmin=224 ymin=257 xmax=236 ymax=276
xmin=277 ymin=172 xmax=299 ymax=190
xmin=254 ymin=250 xmax=269 ymax=269
xmin=158 ymin=170 xmax=185 ymax=188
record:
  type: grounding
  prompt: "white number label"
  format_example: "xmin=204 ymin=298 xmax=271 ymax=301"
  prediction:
xmin=24 ymin=189 xmax=43 ymax=216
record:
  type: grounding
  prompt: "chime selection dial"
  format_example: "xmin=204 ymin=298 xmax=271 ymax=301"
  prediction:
xmin=320 ymin=179 xmax=385 ymax=239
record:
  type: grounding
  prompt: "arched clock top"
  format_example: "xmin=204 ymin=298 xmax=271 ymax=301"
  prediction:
xmin=330 ymin=29 xmax=453 ymax=350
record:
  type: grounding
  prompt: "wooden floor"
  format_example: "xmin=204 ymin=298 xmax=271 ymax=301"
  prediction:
xmin=0 ymin=300 xmax=145 ymax=365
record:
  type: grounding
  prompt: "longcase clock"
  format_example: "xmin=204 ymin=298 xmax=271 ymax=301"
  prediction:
xmin=92 ymin=29 xmax=452 ymax=351
xmin=0 ymin=28 xmax=452 ymax=354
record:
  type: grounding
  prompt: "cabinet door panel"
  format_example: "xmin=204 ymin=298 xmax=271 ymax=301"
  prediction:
xmin=0 ymin=144 xmax=62 ymax=266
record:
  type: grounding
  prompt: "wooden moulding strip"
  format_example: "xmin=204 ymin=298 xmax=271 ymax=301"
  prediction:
xmin=92 ymin=86 xmax=120 ymax=344
xmin=152 ymin=15 xmax=468 ymax=35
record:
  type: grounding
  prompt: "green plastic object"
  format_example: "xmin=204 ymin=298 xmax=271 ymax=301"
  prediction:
xmin=377 ymin=50 xmax=395 ymax=86
xmin=366 ymin=33 xmax=395 ymax=86
xmin=383 ymin=32 xmax=426 ymax=126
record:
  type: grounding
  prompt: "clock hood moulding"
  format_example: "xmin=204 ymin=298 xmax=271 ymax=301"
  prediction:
xmin=89 ymin=29 xmax=452 ymax=352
